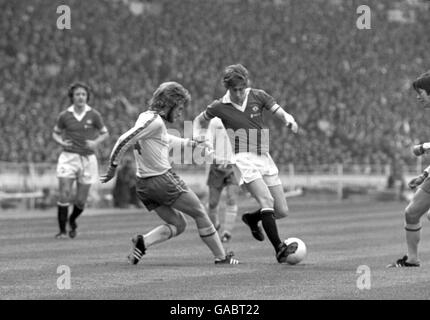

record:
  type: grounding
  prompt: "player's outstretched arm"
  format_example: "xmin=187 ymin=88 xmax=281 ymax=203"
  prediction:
xmin=413 ymin=142 xmax=430 ymax=156
xmin=270 ymin=104 xmax=298 ymax=133
xmin=193 ymin=112 xmax=210 ymax=140
xmin=408 ymin=165 xmax=430 ymax=189
xmin=100 ymin=120 xmax=155 ymax=183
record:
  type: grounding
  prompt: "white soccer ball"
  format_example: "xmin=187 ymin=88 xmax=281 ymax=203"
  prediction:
xmin=284 ymin=237 xmax=307 ymax=265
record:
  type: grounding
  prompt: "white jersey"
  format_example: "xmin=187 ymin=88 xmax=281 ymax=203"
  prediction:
xmin=207 ymin=117 xmax=234 ymax=164
xmin=109 ymin=111 xmax=185 ymax=178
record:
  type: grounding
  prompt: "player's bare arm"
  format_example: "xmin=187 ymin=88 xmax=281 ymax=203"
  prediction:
xmin=270 ymin=104 xmax=298 ymax=133
xmin=86 ymin=128 xmax=109 ymax=151
xmin=408 ymin=165 xmax=430 ymax=189
xmin=192 ymin=111 xmax=211 ymax=140
xmin=52 ymin=126 xmax=73 ymax=147
xmin=167 ymin=133 xmax=210 ymax=150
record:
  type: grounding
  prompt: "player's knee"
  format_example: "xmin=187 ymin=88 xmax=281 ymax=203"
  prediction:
xmin=208 ymin=199 xmax=219 ymax=210
xmin=59 ymin=189 xmax=72 ymax=203
xmin=74 ymin=200 xmax=86 ymax=210
xmin=226 ymin=195 xmax=236 ymax=207
xmin=257 ymin=194 xmax=274 ymax=209
xmin=175 ymin=219 xmax=187 ymax=235
xmin=405 ymin=208 xmax=422 ymax=225
xmin=275 ymin=206 xmax=289 ymax=218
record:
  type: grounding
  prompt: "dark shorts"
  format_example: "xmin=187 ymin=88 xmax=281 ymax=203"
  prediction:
xmin=136 ymin=170 xmax=188 ymax=211
xmin=207 ymin=164 xmax=239 ymax=189
xmin=419 ymin=177 xmax=430 ymax=194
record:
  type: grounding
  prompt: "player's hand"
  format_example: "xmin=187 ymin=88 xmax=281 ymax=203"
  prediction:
xmin=191 ymin=136 xmax=213 ymax=151
xmin=286 ymin=121 xmax=298 ymax=134
xmin=62 ymin=139 xmax=73 ymax=148
xmin=100 ymin=165 xmax=117 ymax=183
xmin=86 ymin=140 xmax=98 ymax=151
xmin=413 ymin=144 xmax=425 ymax=157
xmin=408 ymin=173 xmax=427 ymax=189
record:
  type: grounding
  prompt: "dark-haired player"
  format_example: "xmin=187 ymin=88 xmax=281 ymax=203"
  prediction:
xmin=100 ymin=82 xmax=239 ymax=265
xmin=388 ymin=71 xmax=430 ymax=267
xmin=53 ymin=82 xmax=109 ymax=239
xmin=194 ymin=64 xmax=299 ymax=263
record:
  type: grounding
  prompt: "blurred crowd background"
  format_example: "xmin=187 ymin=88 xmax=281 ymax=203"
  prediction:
xmin=2 ymin=0 xmax=430 ymax=171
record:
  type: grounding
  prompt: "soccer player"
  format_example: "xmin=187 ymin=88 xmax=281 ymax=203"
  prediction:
xmin=206 ymin=117 xmax=240 ymax=243
xmin=388 ymin=71 xmax=430 ymax=267
xmin=100 ymin=81 xmax=239 ymax=265
xmin=193 ymin=64 xmax=299 ymax=263
xmin=53 ymin=82 xmax=109 ymax=239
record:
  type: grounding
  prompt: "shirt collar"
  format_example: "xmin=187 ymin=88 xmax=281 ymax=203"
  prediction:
xmin=67 ymin=104 xmax=92 ymax=113
xmin=67 ymin=104 xmax=92 ymax=121
xmin=221 ymin=88 xmax=251 ymax=111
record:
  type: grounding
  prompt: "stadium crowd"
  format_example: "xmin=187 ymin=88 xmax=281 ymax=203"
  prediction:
xmin=2 ymin=0 xmax=430 ymax=170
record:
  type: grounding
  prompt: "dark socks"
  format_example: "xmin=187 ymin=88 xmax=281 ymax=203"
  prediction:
xmin=260 ymin=208 xmax=282 ymax=250
xmin=69 ymin=205 xmax=84 ymax=225
xmin=247 ymin=208 xmax=262 ymax=224
xmin=57 ymin=204 xmax=69 ymax=233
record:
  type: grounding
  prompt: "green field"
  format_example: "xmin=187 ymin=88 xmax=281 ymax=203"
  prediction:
xmin=1 ymin=196 xmax=430 ymax=300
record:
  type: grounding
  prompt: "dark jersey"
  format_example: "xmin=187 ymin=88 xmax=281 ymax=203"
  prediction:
xmin=55 ymin=106 xmax=107 ymax=156
xmin=202 ymin=88 xmax=276 ymax=154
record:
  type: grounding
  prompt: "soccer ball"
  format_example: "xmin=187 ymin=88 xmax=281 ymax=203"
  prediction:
xmin=284 ymin=237 xmax=307 ymax=265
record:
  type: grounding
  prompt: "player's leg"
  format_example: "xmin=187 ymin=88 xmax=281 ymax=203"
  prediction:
xmin=245 ymin=178 xmax=297 ymax=262
xmin=221 ymin=184 xmax=239 ymax=242
xmin=172 ymin=191 xmax=238 ymax=264
xmin=245 ymin=179 xmax=277 ymax=246
xmin=268 ymin=182 xmax=289 ymax=219
xmin=149 ymin=206 xmax=187 ymax=246
xmin=56 ymin=177 xmax=74 ymax=238
xmin=128 ymin=206 xmax=187 ymax=264
xmin=208 ymin=186 xmax=223 ymax=231
xmin=68 ymin=182 xmax=91 ymax=238
xmin=68 ymin=155 xmax=98 ymax=238
xmin=404 ymin=188 xmax=430 ymax=263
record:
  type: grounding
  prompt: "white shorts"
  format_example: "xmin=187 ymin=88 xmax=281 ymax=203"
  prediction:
xmin=56 ymin=152 xmax=99 ymax=184
xmin=233 ymin=152 xmax=281 ymax=187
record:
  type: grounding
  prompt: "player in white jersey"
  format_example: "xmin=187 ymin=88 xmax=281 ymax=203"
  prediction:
xmin=206 ymin=117 xmax=240 ymax=243
xmin=388 ymin=71 xmax=430 ymax=268
xmin=100 ymin=82 xmax=239 ymax=265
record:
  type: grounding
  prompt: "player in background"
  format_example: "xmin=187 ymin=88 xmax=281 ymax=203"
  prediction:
xmin=388 ymin=71 xmax=430 ymax=267
xmin=100 ymin=82 xmax=239 ymax=265
xmin=52 ymin=82 xmax=109 ymax=239
xmin=193 ymin=64 xmax=299 ymax=263
xmin=206 ymin=117 xmax=240 ymax=243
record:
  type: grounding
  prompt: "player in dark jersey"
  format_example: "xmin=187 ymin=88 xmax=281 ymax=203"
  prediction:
xmin=193 ymin=64 xmax=299 ymax=263
xmin=388 ymin=71 xmax=430 ymax=267
xmin=52 ymin=82 xmax=109 ymax=239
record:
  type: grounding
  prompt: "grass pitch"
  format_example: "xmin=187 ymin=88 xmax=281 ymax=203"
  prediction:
xmin=1 ymin=195 xmax=430 ymax=300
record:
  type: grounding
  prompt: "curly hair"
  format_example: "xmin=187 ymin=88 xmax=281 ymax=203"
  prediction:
xmin=149 ymin=81 xmax=191 ymax=111
xmin=413 ymin=71 xmax=430 ymax=95
xmin=222 ymin=64 xmax=249 ymax=89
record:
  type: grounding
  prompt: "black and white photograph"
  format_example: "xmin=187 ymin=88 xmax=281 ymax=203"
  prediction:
xmin=1 ymin=0 xmax=430 ymax=305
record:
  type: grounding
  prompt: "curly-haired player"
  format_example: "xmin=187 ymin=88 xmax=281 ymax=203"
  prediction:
xmin=100 ymin=82 xmax=239 ymax=265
